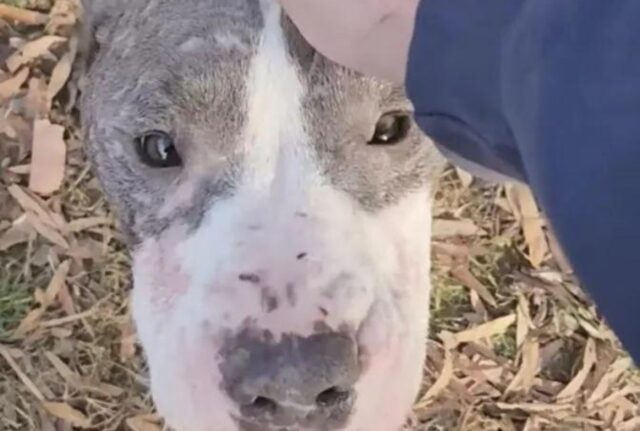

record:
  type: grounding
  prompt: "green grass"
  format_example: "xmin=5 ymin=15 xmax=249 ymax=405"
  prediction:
xmin=0 ymin=266 xmax=32 ymax=340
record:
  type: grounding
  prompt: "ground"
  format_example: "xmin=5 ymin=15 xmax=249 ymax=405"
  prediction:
xmin=0 ymin=1 xmax=638 ymax=430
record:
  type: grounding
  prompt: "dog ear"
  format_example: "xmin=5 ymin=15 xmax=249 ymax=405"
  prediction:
xmin=78 ymin=0 xmax=125 ymax=72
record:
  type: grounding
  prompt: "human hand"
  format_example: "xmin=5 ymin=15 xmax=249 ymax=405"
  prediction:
xmin=278 ymin=0 xmax=420 ymax=83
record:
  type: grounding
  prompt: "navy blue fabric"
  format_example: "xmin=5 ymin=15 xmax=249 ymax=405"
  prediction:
xmin=407 ymin=0 xmax=640 ymax=361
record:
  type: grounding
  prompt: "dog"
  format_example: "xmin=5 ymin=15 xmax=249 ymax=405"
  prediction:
xmin=80 ymin=1 xmax=446 ymax=430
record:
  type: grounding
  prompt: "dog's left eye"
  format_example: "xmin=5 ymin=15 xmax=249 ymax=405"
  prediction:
xmin=135 ymin=131 xmax=182 ymax=168
xmin=368 ymin=112 xmax=411 ymax=146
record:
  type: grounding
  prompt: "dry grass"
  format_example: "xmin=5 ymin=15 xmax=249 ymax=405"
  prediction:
xmin=0 ymin=2 xmax=638 ymax=430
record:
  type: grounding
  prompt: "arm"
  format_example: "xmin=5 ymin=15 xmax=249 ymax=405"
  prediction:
xmin=408 ymin=0 xmax=640 ymax=360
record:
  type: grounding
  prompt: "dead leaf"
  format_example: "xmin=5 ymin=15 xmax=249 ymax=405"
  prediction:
xmin=446 ymin=314 xmax=516 ymax=348
xmin=6 ymin=35 xmax=66 ymax=73
xmin=126 ymin=414 xmax=163 ymax=431
xmin=0 ymin=4 xmax=48 ymax=25
xmin=0 ymin=67 xmax=29 ymax=102
xmin=415 ymin=348 xmax=454 ymax=407
xmin=556 ymin=337 xmax=596 ymax=401
xmin=0 ymin=214 xmax=34 ymax=251
xmin=505 ymin=339 xmax=540 ymax=394
xmin=25 ymin=212 xmax=69 ymax=248
xmin=65 ymin=216 xmax=112 ymax=233
xmin=29 ymin=119 xmax=66 ymax=195
xmin=11 ymin=307 xmax=45 ymax=339
xmin=25 ymin=76 xmax=49 ymax=119
xmin=451 ymin=265 xmax=497 ymax=308
xmin=119 ymin=317 xmax=137 ymax=362
xmin=41 ymin=260 xmax=71 ymax=308
xmin=587 ymin=357 xmax=632 ymax=405
xmin=47 ymin=36 xmax=78 ymax=108
xmin=515 ymin=293 xmax=531 ymax=347
xmin=506 ymin=184 xmax=549 ymax=268
xmin=43 ymin=402 xmax=91 ymax=428
xmin=0 ymin=345 xmax=45 ymax=401
xmin=455 ymin=166 xmax=474 ymax=188
xmin=432 ymin=218 xmax=483 ymax=238
xmin=6 ymin=184 xmax=63 ymax=230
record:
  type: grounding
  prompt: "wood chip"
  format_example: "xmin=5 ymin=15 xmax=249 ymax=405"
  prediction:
xmin=29 ymin=119 xmax=66 ymax=195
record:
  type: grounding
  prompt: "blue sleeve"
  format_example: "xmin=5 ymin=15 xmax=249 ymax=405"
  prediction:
xmin=407 ymin=0 xmax=640 ymax=361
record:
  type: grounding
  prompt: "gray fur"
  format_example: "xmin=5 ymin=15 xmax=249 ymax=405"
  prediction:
xmin=80 ymin=0 xmax=444 ymax=244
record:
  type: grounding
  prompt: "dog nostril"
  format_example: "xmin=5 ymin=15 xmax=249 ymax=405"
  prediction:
xmin=245 ymin=396 xmax=278 ymax=416
xmin=316 ymin=387 xmax=352 ymax=408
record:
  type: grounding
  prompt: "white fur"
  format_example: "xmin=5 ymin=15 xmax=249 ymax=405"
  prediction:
xmin=131 ymin=2 xmax=434 ymax=430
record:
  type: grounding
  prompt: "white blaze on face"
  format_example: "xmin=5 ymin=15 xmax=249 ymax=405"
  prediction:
xmin=130 ymin=2 xmax=434 ymax=431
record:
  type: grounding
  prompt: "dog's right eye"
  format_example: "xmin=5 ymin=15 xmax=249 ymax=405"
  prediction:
xmin=135 ymin=131 xmax=182 ymax=168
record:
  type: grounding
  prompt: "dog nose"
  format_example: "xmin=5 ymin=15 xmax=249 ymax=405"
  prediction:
xmin=220 ymin=332 xmax=360 ymax=428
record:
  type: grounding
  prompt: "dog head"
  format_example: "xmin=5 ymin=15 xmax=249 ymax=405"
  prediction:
xmin=81 ymin=1 xmax=445 ymax=430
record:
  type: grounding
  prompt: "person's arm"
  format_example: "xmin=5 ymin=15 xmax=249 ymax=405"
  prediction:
xmin=408 ymin=0 xmax=640 ymax=361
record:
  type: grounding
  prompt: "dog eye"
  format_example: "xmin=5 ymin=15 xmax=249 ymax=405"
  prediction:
xmin=135 ymin=131 xmax=182 ymax=168
xmin=369 ymin=112 xmax=411 ymax=146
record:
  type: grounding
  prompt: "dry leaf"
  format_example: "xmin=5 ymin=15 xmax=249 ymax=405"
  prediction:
xmin=415 ymin=348 xmax=454 ymax=406
xmin=587 ymin=357 xmax=632 ymax=405
xmin=25 ymin=212 xmax=69 ymax=248
xmin=7 ymin=184 xmax=60 ymax=229
xmin=506 ymin=183 xmax=549 ymax=268
xmin=515 ymin=293 xmax=531 ymax=347
xmin=432 ymin=218 xmax=483 ymax=238
xmin=43 ymin=402 xmax=91 ymax=428
xmin=47 ymin=36 xmax=78 ymax=107
xmin=505 ymin=339 xmax=540 ymax=394
xmin=447 ymin=314 xmax=516 ymax=347
xmin=126 ymin=414 xmax=163 ymax=431
xmin=0 ymin=4 xmax=48 ymax=25
xmin=119 ymin=317 xmax=137 ymax=362
xmin=0 ymin=67 xmax=29 ymax=102
xmin=556 ymin=337 xmax=596 ymax=401
xmin=41 ymin=260 xmax=71 ymax=308
xmin=6 ymin=35 xmax=66 ymax=73
xmin=0 ymin=214 xmax=34 ymax=251
xmin=44 ymin=352 xmax=81 ymax=387
xmin=0 ymin=345 xmax=45 ymax=401
xmin=451 ymin=265 xmax=497 ymax=308
xmin=65 ymin=216 xmax=112 ymax=233
xmin=25 ymin=76 xmax=49 ymax=119
xmin=455 ymin=166 xmax=474 ymax=188
xmin=29 ymin=119 xmax=67 ymax=195
xmin=11 ymin=307 xmax=45 ymax=339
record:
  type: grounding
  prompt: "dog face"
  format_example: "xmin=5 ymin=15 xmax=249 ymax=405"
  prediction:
xmin=81 ymin=1 xmax=445 ymax=430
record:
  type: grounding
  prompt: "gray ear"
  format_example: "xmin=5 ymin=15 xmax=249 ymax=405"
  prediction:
xmin=78 ymin=0 xmax=125 ymax=70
